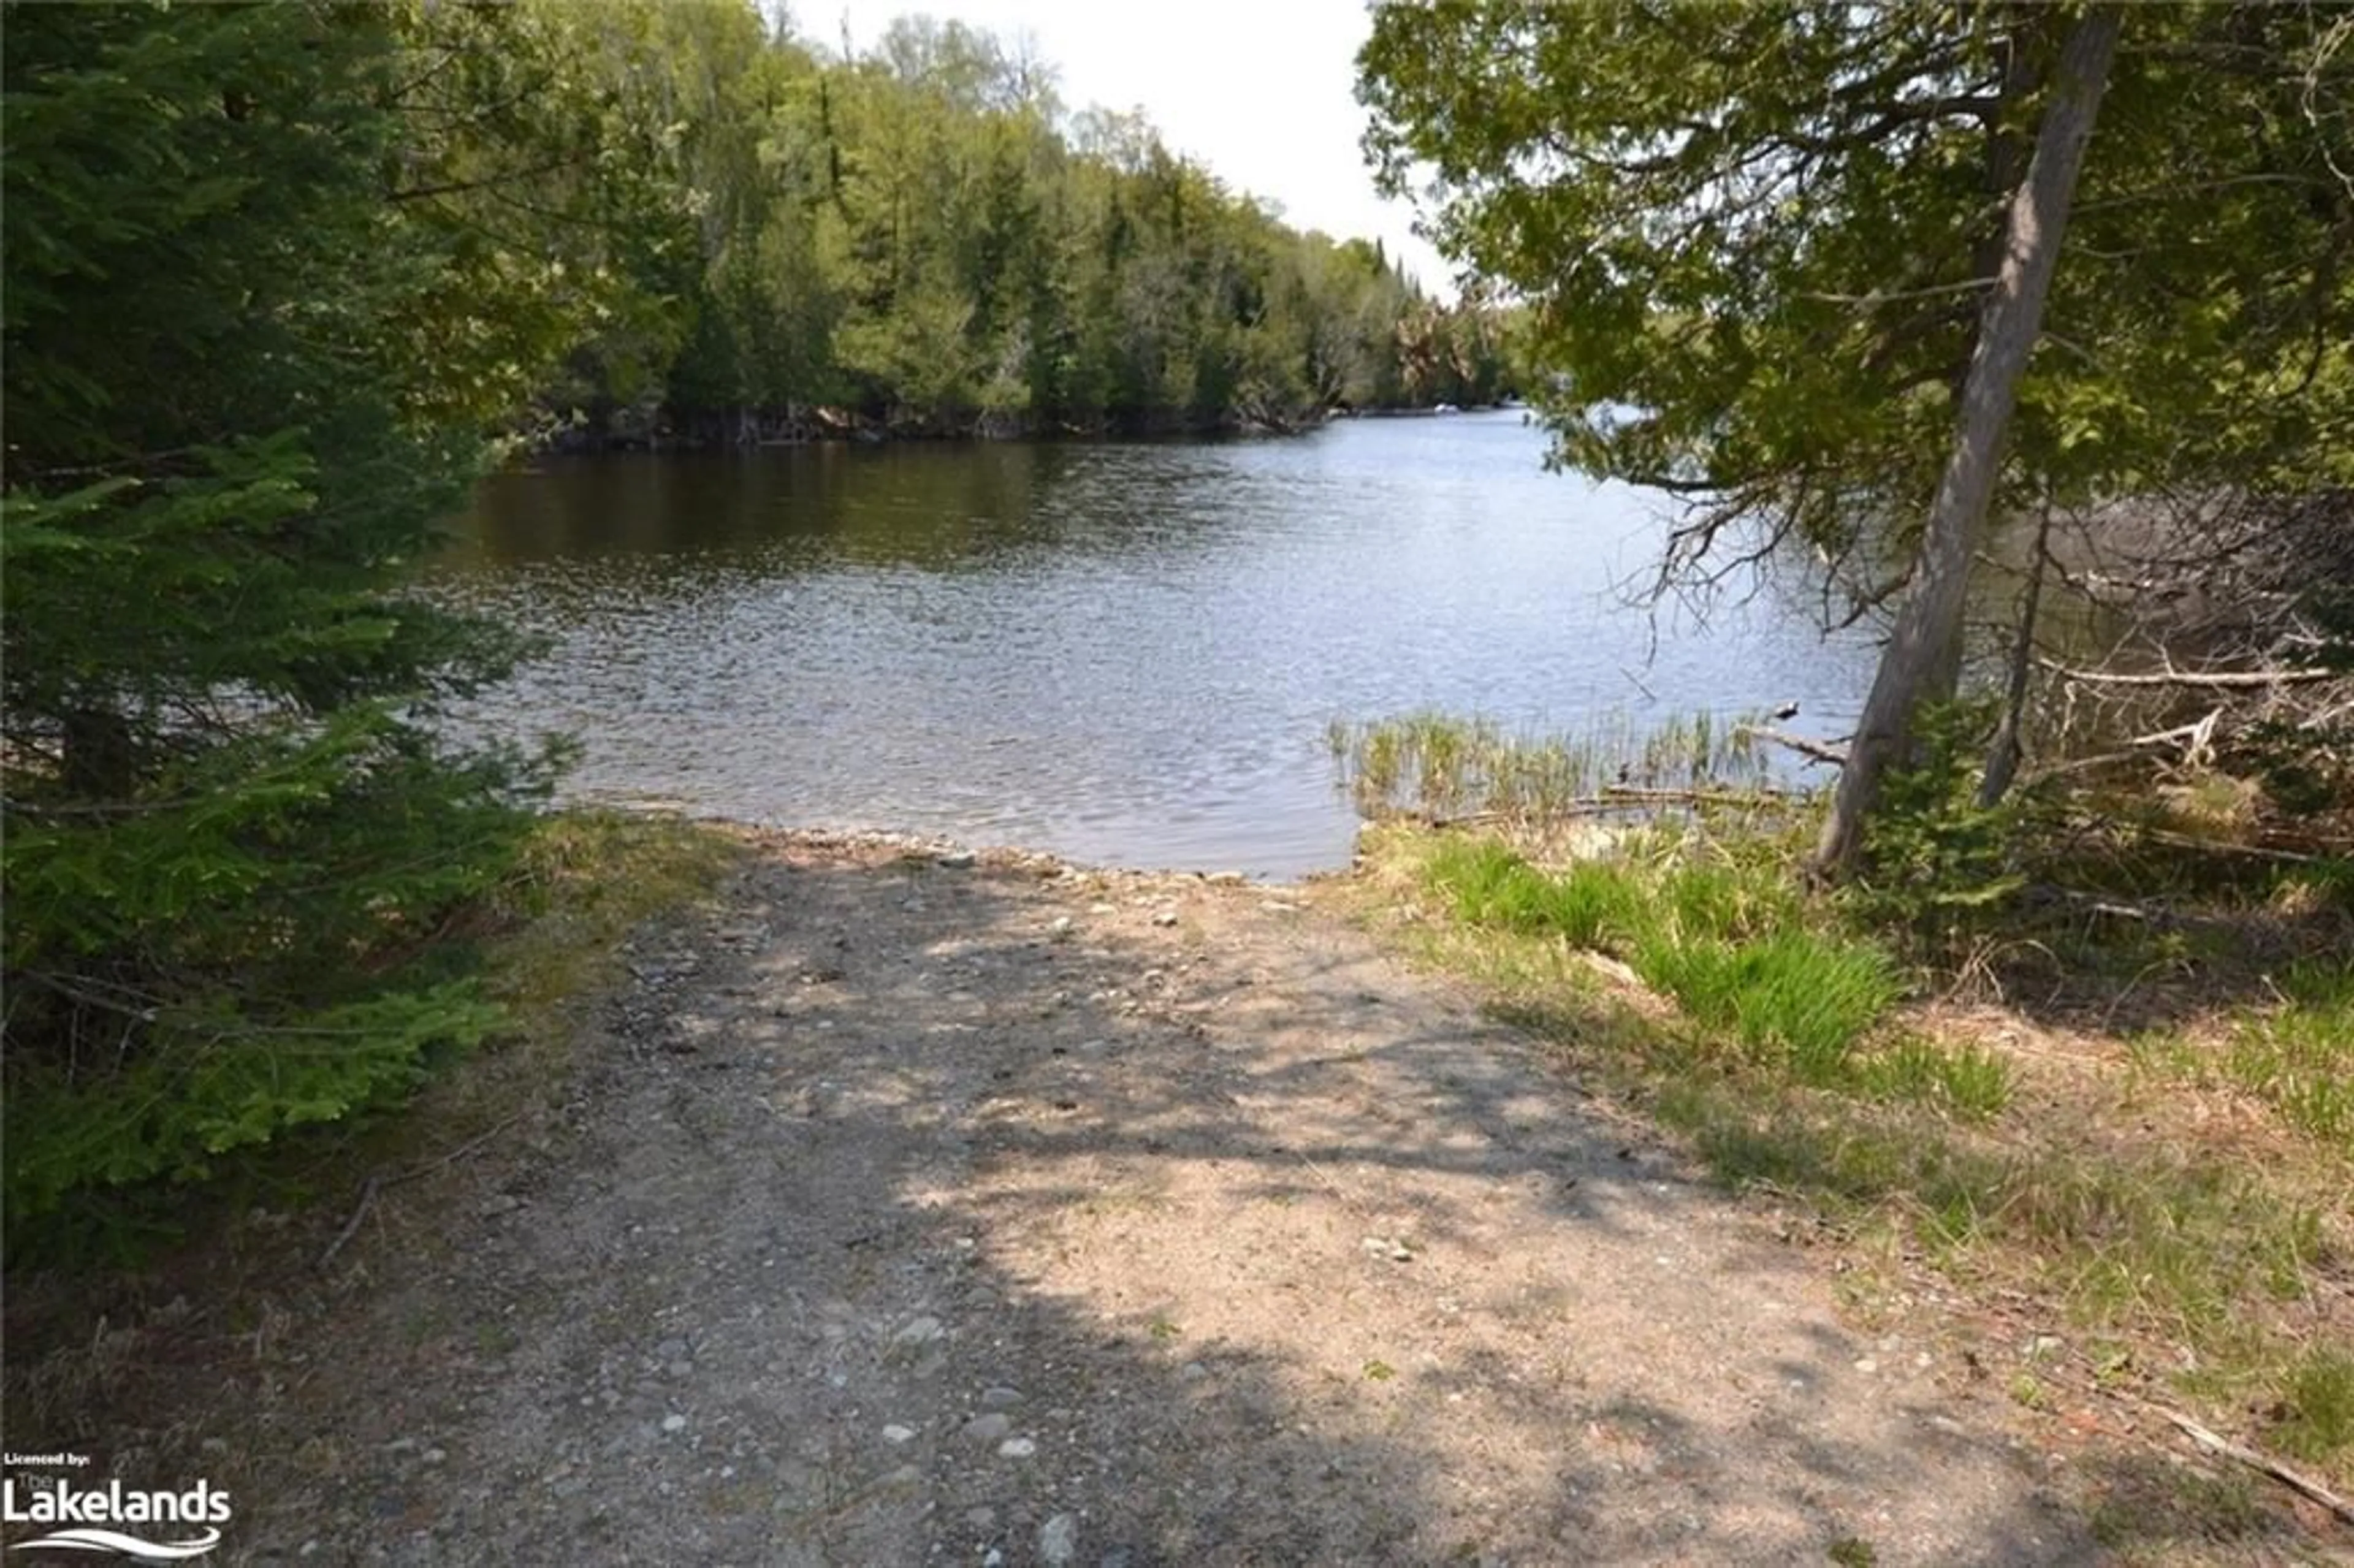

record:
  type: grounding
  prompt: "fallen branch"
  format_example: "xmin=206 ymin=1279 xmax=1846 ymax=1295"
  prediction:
xmin=2032 ymin=886 xmax=2152 ymax=920
xmin=2026 ymin=749 xmax=2147 ymax=780
xmin=1599 ymin=783 xmax=1800 ymax=805
xmin=1407 ymin=785 xmax=1800 ymax=829
xmin=1734 ymin=725 xmax=1849 ymax=767
xmin=1414 ymin=809 xmax=1511 ymax=828
xmin=2038 ymin=658 xmax=2339 ymax=688
xmin=2159 ymin=1407 xmax=2354 ymax=1526
xmin=2127 ymin=707 xmax=2222 ymax=766
xmin=2136 ymin=828 xmax=2332 ymax=864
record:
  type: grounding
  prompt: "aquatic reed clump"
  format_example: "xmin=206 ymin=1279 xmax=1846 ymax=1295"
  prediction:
xmin=1329 ymin=709 xmax=1789 ymax=824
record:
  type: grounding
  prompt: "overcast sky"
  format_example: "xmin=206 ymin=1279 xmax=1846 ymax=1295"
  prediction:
xmin=815 ymin=0 xmax=1453 ymax=295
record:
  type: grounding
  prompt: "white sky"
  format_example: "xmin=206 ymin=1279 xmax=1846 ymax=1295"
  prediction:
xmin=812 ymin=0 xmax=1454 ymax=295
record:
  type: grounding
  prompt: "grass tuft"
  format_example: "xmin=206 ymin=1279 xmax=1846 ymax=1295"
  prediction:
xmin=1633 ymin=927 xmax=1901 ymax=1084
xmin=1427 ymin=837 xmax=1645 ymax=949
xmin=1425 ymin=834 xmax=1903 ymax=1087
xmin=481 ymin=809 xmax=742 ymax=1029
xmin=2276 ymin=1347 xmax=2354 ymax=1464
xmin=1855 ymin=1036 xmax=2013 ymax=1122
xmin=1331 ymin=709 xmax=1789 ymax=822
xmin=2225 ymin=959 xmax=2354 ymax=1145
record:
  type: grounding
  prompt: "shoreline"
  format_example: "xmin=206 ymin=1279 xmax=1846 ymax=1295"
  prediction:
xmin=530 ymin=400 xmax=1523 ymax=457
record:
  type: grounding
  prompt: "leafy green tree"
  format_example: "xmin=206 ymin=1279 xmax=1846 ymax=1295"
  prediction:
xmin=1360 ymin=0 xmax=2354 ymax=871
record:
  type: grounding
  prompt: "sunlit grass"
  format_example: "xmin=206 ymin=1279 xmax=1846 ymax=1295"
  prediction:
xmin=2279 ymin=1348 xmax=2354 ymax=1464
xmin=1346 ymin=815 xmax=2354 ymax=1492
xmin=481 ymin=809 xmax=742 ymax=1027
xmin=2225 ymin=959 xmax=2354 ymax=1145
xmin=1854 ymin=1035 xmax=2013 ymax=1122
xmin=1632 ymin=927 xmax=1902 ymax=1084
xmin=2127 ymin=956 xmax=2354 ymax=1150
xmin=1423 ymin=829 xmax=1903 ymax=1086
xmin=1425 ymin=836 xmax=1645 ymax=948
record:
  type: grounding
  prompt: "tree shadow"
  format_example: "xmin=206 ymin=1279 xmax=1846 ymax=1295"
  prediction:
xmin=4 ymin=843 xmax=2122 ymax=1565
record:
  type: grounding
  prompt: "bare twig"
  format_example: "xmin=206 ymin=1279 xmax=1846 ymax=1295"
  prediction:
xmin=314 ymin=1173 xmax=381 ymax=1273
xmin=315 ymin=1113 xmax=525 ymax=1272
xmin=392 ymin=1113 xmax=527 ymax=1184
xmin=2158 ymin=1407 xmax=2354 ymax=1526
xmin=2127 ymin=709 xmax=2223 ymax=752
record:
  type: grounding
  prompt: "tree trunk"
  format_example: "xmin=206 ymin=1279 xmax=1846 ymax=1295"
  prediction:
xmin=1811 ymin=6 xmax=2122 ymax=878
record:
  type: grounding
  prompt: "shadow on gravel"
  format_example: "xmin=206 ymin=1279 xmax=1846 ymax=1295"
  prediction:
xmin=649 ymin=851 xmax=2094 ymax=1567
xmin=3 ymin=845 xmax=2112 ymax=1566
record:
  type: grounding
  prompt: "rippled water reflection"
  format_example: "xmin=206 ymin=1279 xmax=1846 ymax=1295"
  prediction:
xmin=424 ymin=413 xmax=1873 ymax=877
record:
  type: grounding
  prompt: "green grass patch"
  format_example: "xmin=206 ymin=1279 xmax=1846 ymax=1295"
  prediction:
xmin=479 ymin=809 xmax=743 ymax=1030
xmin=1424 ymin=833 xmax=1902 ymax=1087
xmin=2128 ymin=956 xmax=2354 ymax=1149
xmin=2224 ymin=959 xmax=2354 ymax=1145
xmin=1633 ymin=928 xmax=1900 ymax=1084
xmin=2276 ymin=1347 xmax=2354 ymax=1464
xmin=1352 ymin=815 xmax=2354 ymax=1499
xmin=1653 ymin=853 xmax=1806 ymax=943
xmin=1426 ymin=837 xmax=1646 ymax=948
xmin=1854 ymin=1036 xmax=2013 ymax=1122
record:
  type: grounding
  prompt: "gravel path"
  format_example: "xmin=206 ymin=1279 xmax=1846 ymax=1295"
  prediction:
xmin=64 ymin=834 xmax=2099 ymax=1565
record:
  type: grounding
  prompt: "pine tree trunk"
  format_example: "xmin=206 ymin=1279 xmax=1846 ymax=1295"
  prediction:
xmin=1811 ymin=7 xmax=2122 ymax=878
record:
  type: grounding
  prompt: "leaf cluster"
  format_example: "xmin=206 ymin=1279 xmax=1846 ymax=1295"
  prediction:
xmin=1358 ymin=1 xmax=2354 ymax=611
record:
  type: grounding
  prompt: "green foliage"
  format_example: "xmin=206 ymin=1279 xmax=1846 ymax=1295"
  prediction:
xmin=2223 ymin=960 xmax=2354 ymax=1146
xmin=0 ymin=2 xmax=611 ymax=1252
xmin=1652 ymin=854 xmax=1805 ymax=944
xmin=1427 ymin=839 xmax=1643 ymax=950
xmin=1359 ymin=4 xmax=2354 ymax=575
xmin=544 ymin=6 xmax=1517 ymax=440
xmin=1855 ymin=1037 xmax=2013 ymax=1124
xmin=1632 ymin=928 xmax=1902 ymax=1084
xmin=1849 ymin=701 xmax=2031 ymax=932
xmin=1332 ymin=709 xmax=1778 ymax=821
xmin=2246 ymin=710 xmax=2354 ymax=821
xmin=1374 ymin=814 xmax=2347 ymax=1497
xmin=1423 ymin=837 xmax=1903 ymax=1085
xmin=2276 ymin=1347 xmax=2354 ymax=1465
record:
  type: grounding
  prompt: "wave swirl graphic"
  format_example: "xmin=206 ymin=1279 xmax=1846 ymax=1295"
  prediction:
xmin=11 ymin=1525 xmax=223 ymax=1558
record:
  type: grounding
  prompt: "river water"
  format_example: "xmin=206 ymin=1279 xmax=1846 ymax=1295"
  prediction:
xmin=424 ymin=411 xmax=1874 ymax=877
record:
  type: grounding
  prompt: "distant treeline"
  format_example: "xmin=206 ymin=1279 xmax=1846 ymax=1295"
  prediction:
xmin=538 ymin=7 xmax=1522 ymax=444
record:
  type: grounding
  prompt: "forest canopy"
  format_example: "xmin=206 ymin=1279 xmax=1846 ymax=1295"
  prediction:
xmin=533 ymin=4 xmax=1519 ymax=441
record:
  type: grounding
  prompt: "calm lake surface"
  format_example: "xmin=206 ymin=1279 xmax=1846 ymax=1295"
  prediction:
xmin=427 ymin=411 xmax=1874 ymax=877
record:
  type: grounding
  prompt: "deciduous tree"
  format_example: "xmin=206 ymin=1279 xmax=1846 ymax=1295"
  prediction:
xmin=1360 ymin=1 xmax=2354 ymax=867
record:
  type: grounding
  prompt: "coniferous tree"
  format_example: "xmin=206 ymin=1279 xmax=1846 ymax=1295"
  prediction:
xmin=0 ymin=2 xmax=613 ymax=1240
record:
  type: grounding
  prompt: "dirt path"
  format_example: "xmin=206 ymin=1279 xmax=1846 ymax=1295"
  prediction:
xmin=88 ymin=835 xmax=2100 ymax=1564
